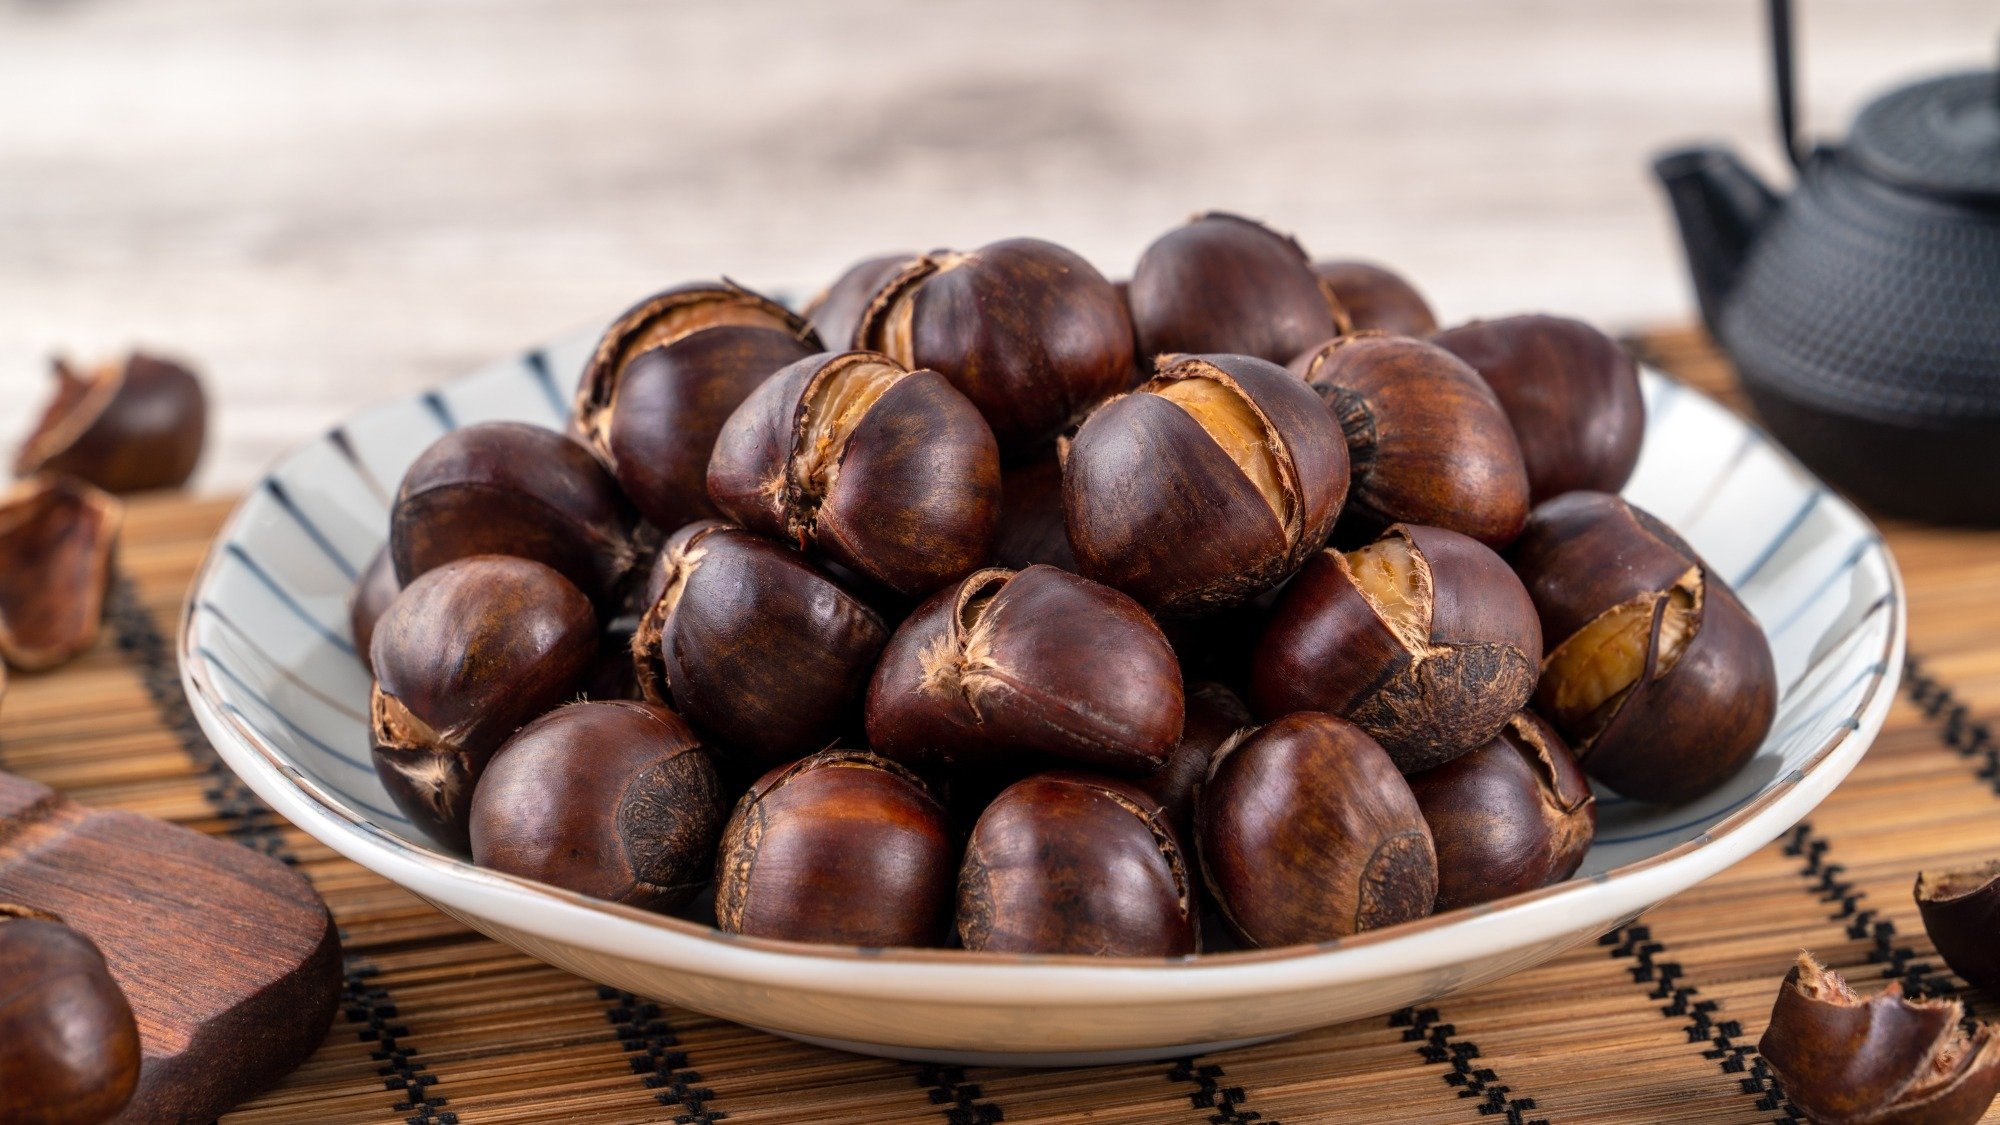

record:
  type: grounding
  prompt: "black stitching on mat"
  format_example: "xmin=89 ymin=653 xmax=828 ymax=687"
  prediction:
xmin=108 ymin=575 xmax=459 ymax=1125
xmin=1781 ymin=823 xmax=1957 ymax=1001
xmin=599 ymin=986 xmax=724 ymax=1123
xmin=1904 ymin=657 xmax=2000 ymax=794
xmin=1165 ymin=1056 xmax=1273 ymax=1125
xmin=917 ymin=1064 xmax=1004 ymax=1124
xmin=1388 ymin=1008 xmax=1544 ymax=1124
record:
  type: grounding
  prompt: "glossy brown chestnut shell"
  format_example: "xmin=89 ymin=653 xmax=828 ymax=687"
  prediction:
xmin=348 ymin=546 xmax=400 ymax=676
xmin=1915 ymin=860 xmax=2000 ymax=998
xmin=572 ymin=281 xmax=820 ymax=531
xmin=15 ymin=353 xmax=206 ymax=493
xmin=0 ymin=905 xmax=142 ymax=1125
xmin=1251 ymin=523 xmax=1542 ymax=773
xmin=1433 ymin=315 xmax=1644 ymax=503
xmin=992 ymin=455 xmax=1076 ymax=572
xmin=1140 ymin=680 xmax=1253 ymax=842
xmin=1313 ymin=260 xmax=1437 ymax=337
xmin=1293 ymin=332 xmax=1530 ymax=549
xmin=707 ymin=350 xmax=1001 ymax=597
xmin=804 ymin=253 xmax=917 ymax=357
xmin=853 ymin=238 xmax=1134 ymax=449
xmin=1128 ymin=212 xmax=1346 ymax=366
xmin=390 ymin=420 xmax=637 ymax=603
xmin=0 ymin=476 xmax=123 ymax=672
xmin=714 ymin=749 xmax=955 ymax=947
xmin=369 ymin=555 xmax=597 ymax=850
xmin=865 ymin=564 xmax=1183 ymax=773
xmin=632 ymin=521 xmax=888 ymax=766
xmin=1407 ymin=710 xmax=1595 ymax=911
xmin=469 ymin=700 xmax=725 ymax=910
xmin=958 ymin=772 xmax=1197 ymax=957
xmin=1198 ymin=712 xmax=1437 ymax=947
xmin=1759 ymin=952 xmax=2000 ymax=1125
xmin=1508 ymin=492 xmax=1776 ymax=804
xmin=1064 ymin=352 xmax=1348 ymax=614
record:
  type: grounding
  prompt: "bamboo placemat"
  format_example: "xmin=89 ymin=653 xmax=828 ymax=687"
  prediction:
xmin=3 ymin=326 xmax=1998 ymax=1125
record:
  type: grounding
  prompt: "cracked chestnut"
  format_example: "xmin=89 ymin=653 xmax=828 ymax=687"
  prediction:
xmin=390 ymin=420 xmax=637 ymax=603
xmin=1293 ymin=332 xmax=1530 ymax=548
xmin=865 ymin=564 xmax=1183 ymax=774
xmin=1433 ymin=315 xmax=1644 ymax=502
xmin=470 ymin=700 xmax=725 ymax=910
xmin=1408 ymin=710 xmax=1595 ymax=911
xmin=15 ymin=352 xmax=206 ymax=493
xmin=1064 ymin=352 xmax=1348 ymax=614
xmin=958 ymin=772 xmax=1197 ymax=957
xmin=1251 ymin=523 xmax=1542 ymax=773
xmin=370 ymin=555 xmax=597 ymax=850
xmin=1759 ymin=952 xmax=2000 ymax=1125
xmin=0 ymin=905 xmax=141 ymax=1125
xmin=1198 ymin=712 xmax=1437 ymax=947
xmin=633 ymin=521 xmax=888 ymax=767
xmin=1313 ymin=260 xmax=1437 ymax=337
xmin=0 ymin=476 xmax=123 ymax=672
xmin=1915 ymin=860 xmax=2000 ymax=998
xmin=1128 ymin=212 xmax=1346 ymax=366
xmin=707 ymin=350 xmax=1000 ymax=596
xmin=1508 ymin=492 xmax=1776 ymax=804
xmin=852 ymin=238 xmax=1134 ymax=449
xmin=714 ymin=750 xmax=954 ymax=947
xmin=573 ymin=281 xmax=820 ymax=531
xmin=804 ymin=253 xmax=916 ymax=353
xmin=348 ymin=546 xmax=400 ymax=676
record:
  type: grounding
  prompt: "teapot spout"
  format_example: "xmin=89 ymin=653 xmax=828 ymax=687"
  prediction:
xmin=1653 ymin=146 xmax=1781 ymax=334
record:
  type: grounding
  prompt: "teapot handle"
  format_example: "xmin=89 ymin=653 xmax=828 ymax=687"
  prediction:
xmin=1769 ymin=0 xmax=1806 ymax=170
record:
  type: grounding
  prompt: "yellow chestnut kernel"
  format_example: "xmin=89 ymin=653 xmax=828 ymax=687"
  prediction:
xmin=1342 ymin=531 xmax=1431 ymax=649
xmin=795 ymin=358 xmax=906 ymax=502
xmin=1154 ymin=376 xmax=1289 ymax=524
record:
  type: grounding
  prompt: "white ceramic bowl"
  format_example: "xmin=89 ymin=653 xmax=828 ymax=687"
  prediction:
xmin=180 ymin=333 xmax=1903 ymax=1065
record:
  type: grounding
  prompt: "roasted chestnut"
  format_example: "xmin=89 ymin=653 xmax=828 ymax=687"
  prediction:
xmin=852 ymin=239 xmax=1134 ymax=449
xmin=0 ymin=476 xmax=123 ymax=672
xmin=370 ymin=555 xmax=597 ymax=850
xmin=1915 ymin=860 xmax=2000 ymax=998
xmin=1064 ymin=352 xmax=1348 ymax=614
xmin=1128 ymin=212 xmax=1346 ymax=366
xmin=1408 ymin=711 xmax=1594 ymax=911
xmin=1293 ymin=332 xmax=1529 ymax=549
xmin=572 ymin=281 xmax=820 ymax=531
xmin=714 ymin=750 xmax=955 ymax=947
xmin=992 ymin=455 xmax=1076 ymax=572
xmin=1759 ymin=952 xmax=2000 ymax=1125
xmin=1508 ymin=492 xmax=1776 ymax=804
xmin=0 ymin=905 xmax=141 ymax=1125
xmin=1313 ymin=260 xmax=1437 ymax=337
xmin=1251 ymin=523 xmax=1542 ymax=773
xmin=958 ymin=772 xmax=1197 ymax=957
xmin=14 ymin=353 xmax=206 ymax=493
xmin=707 ymin=350 xmax=1000 ymax=596
xmin=390 ymin=420 xmax=637 ymax=603
xmin=804 ymin=253 xmax=916 ymax=351
xmin=865 ymin=564 xmax=1183 ymax=774
xmin=348 ymin=546 xmax=400 ymax=675
xmin=1433 ymin=315 xmax=1644 ymax=502
xmin=1139 ymin=680 xmax=1253 ymax=841
xmin=633 ymin=521 xmax=887 ymax=766
xmin=470 ymin=700 xmax=725 ymax=910
xmin=1198 ymin=712 xmax=1437 ymax=947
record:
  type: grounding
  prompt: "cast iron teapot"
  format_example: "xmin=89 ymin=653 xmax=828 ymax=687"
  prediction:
xmin=1656 ymin=0 xmax=2000 ymax=522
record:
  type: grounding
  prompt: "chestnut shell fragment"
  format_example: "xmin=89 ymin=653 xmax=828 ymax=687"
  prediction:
xmin=0 ymin=906 xmax=142 ymax=1125
xmin=15 ymin=353 xmax=206 ymax=493
xmin=1129 ymin=212 xmax=1346 ymax=366
xmin=1314 ymin=260 xmax=1437 ymax=337
xmin=1915 ymin=861 xmax=2000 ymax=999
xmin=0 ymin=477 xmax=123 ymax=672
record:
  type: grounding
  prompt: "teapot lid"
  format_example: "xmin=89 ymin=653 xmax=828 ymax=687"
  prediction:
xmin=1849 ymin=71 xmax=2000 ymax=204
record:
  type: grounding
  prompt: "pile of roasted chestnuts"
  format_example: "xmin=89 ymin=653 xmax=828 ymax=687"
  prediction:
xmin=354 ymin=211 xmax=1780 ymax=957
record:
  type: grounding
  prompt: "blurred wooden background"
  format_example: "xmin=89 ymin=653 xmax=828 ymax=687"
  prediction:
xmin=1 ymin=0 xmax=1993 ymax=489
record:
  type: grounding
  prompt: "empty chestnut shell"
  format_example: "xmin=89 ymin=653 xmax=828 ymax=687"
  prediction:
xmin=1064 ymin=352 xmax=1348 ymax=614
xmin=1139 ymin=680 xmax=1253 ymax=842
xmin=958 ymin=772 xmax=1197 ymax=957
xmin=573 ymin=281 xmax=820 ymax=531
xmin=804 ymin=253 xmax=917 ymax=355
xmin=866 ymin=564 xmax=1183 ymax=774
xmin=15 ymin=353 xmax=206 ymax=493
xmin=993 ymin=455 xmax=1076 ymax=572
xmin=1433 ymin=315 xmax=1644 ymax=502
xmin=0 ymin=476 xmax=123 ymax=672
xmin=707 ymin=350 xmax=1001 ymax=596
xmin=370 ymin=555 xmax=597 ymax=850
xmin=390 ymin=420 xmax=637 ymax=603
xmin=0 ymin=905 xmax=141 ymax=1125
xmin=1313 ymin=260 xmax=1437 ymax=337
xmin=1915 ymin=860 xmax=2000 ymax=998
xmin=1408 ymin=711 xmax=1595 ymax=911
xmin=1508 ymin=492 xmax=1776 ymax=804
xmin=1198 ymin=712 xmax=1437 ymax=947
xmin=1129 ymin=212 xmax=1346 ymax=366
xmin=1759 ymin=952 xmax=2000 ymax=1125
xmin=633 ymin=521 xmax=887 ymax=766
xmin=714 ymin=749 xmax=955 ymax=947
xmin=1293 ymin=332 xmax=1530 ymax=549
xmin=1251 ymin=523 xmax=1542 ymax=773
xmin=348 ymin=546 xmax=400 ymax=676
xmin=470 ymin=700 xmax=725 ymax=910
xmin=853 ymin=238 xmax=1134 ymax=449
